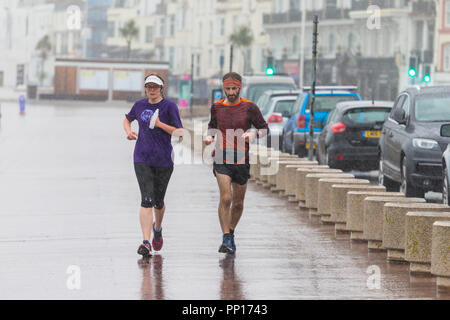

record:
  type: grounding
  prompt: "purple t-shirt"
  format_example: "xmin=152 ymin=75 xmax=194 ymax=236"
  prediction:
xmin=125 ymin=98 xmax=183 ymax=167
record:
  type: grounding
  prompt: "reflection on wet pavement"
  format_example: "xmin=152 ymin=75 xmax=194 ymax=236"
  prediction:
xmin=0 ymin=101 xmax=448 ymax=300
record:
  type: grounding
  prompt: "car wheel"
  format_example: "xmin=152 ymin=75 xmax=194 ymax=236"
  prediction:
xmin=324 ymin=149 xmax=330 ymax=166
xmin=378 ymin=156 xmax=400 ymax=192
xmin=443 ymin=166 xmax=449 ymax=205
xmin=290 ymin=132 xmax=296 ymax=155
xmin=400 ymin=156 xmax=424 ymax=198
xmin=281 ymin=133 xmax=287 ymax=153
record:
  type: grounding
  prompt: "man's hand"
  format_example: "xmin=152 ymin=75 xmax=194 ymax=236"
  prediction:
xmin=204 ymin=136 xmax=215 ymax=145
xmin=241 ymin=131 xmax=256 ymax=143
xmin=126 ymin=131 xmax=138 ymax=140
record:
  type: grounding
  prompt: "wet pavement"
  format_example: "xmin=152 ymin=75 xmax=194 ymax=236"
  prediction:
xmin=0 ymin=101 xmax=448 ymax=300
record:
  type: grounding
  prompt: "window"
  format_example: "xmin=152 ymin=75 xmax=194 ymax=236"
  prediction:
xmin=108 ymin=21 xmax=115 ymax=37
xmin=400 ymin=95 xmax=410 ymax=118
xmin=146 ymin=26 xmax=153 ymax=43
xmin=306 ymin=95 xmax=359 ymax=112
xmin=348 ymin=33 xmax=356 ymax=52
xmin=169 ymin=47 xmax=174 ymax=68
xmin=328 ymin=34 xmax=336 ymax=55
xmin=415 ymin=93 xmax=450 ymax=121
xmin=446 ymin=0 xmax=450 ymax=27
xmin=16 ymin=64 xmax=24 ymax=86
xmin=158 ymin=17 xmax=165 ymax=37
xmin=444 ymin=44 xmax=450 ymax=71
xmin=344 ymin=108 xmax=391 ymax=124
xmin=293 ymin=35 xmax=298 ymax=53
xmin=169 ymin=15 xmax=175 ymax=37
xmin=219 ymin=17 xmax=225 ymax=36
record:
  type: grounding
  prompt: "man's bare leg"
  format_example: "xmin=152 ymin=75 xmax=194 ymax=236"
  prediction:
xmin=215 ymin=172 xmax=232 ymax=234
xmin=230 ymin=182 xmax=248 ymax=231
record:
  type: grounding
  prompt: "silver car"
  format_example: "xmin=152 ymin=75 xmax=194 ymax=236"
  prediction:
xmin=441 ymin=124 xmax=450 ymax=204
xmin=261 ymin=95 xmax=298 ymax=149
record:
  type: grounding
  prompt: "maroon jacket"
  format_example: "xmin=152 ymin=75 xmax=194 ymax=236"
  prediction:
xmin=207 ymin=98 xmax=269 ymax=164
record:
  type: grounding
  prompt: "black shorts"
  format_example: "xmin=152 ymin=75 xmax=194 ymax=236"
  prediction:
xmin=134 ymin=162 xmax=174 ymax=210
xmin=213 ymin=162 xmax=250 ymax=185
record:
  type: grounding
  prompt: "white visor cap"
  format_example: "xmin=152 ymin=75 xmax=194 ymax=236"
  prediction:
xmin=145 ymin=75 xmax=164 ymax=87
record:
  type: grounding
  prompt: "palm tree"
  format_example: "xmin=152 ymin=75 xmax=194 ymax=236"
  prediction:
xmin=35 ymin=35 xmax=52 ymax=86
xmin=229 ymin=25 xmax=254 ymax=73
xmin=119 ymin=19 xmax=139 ymax=60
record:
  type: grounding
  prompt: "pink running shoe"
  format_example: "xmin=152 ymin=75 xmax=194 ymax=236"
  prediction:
xmin=137 ymin=241 xmax=152 ymax=257
xmin=152 ymin=223 xmax=163 ymax=251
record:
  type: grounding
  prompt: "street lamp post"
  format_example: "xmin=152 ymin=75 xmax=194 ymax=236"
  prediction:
xmin=299 ymin=0 xmax=306 ymax=89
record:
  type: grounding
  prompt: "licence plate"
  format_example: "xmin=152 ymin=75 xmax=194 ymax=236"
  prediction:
xmin=364 ymin=130 xmax=381 ymax=138
xmin=306 ymin=142 xmax=317 ymax=149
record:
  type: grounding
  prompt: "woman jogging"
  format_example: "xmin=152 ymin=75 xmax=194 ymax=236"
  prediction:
xmin=123 ymin=74 xmax=183 ymax=257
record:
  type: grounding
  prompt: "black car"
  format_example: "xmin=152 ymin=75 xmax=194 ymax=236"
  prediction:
xmin=378 ymin=86 xmax=450 ymax=197
xmin=317 ymin=100 xmax=393 ymax=171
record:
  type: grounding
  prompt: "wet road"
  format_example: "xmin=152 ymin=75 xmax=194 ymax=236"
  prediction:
xmin=0 ymin=101 xmax=448 ymax=300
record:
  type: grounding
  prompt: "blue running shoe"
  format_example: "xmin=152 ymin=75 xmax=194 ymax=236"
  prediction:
xmin=230 ymin=234 xmax=236 ymax=253
xmin=218 ymin=234 xmax=235 ymax=254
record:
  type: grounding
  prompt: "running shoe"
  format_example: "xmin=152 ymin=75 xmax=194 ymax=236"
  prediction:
xmin=152 ymin=222 xmax=163 ymax=251
xmin=230 ymin=234 xmax=236 ymax=253
xmin=218 ymin=234 xmax=235 ymax=254
xmin=137 ymin=241 xmax=152 ymax=257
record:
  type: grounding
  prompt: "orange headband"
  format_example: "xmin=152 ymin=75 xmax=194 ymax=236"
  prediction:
xmin=223 ymin=78 xmax=242 ymax=88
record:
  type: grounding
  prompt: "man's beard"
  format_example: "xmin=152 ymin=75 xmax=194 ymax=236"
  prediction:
xmin=226 ymin=89 xmax=240 ymax=103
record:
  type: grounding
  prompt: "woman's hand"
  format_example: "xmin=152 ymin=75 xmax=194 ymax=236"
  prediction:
xmin=126 ymin=131 xmax=138 ymax=140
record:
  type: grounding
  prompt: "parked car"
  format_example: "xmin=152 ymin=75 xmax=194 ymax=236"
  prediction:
xmin=260 ymin=94 xmax=300 ymax=149
xmin=241 ymin=75 xmax=297 ymax=104
xmin=378 ymin=85 xmax=450 ymax=197
xmin=282 ymin=86 xmax=361 ymax=157
xmin=255 ymin=89 xmax=301 ymax=114
xmin=317 ymin=100 xmax=393 ymax=171
xmin=441 ymin=124 xmax=450 ymax=204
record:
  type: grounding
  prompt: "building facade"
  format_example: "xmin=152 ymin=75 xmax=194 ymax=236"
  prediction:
xmin=263 ymin=0 xmax=436 ymax=100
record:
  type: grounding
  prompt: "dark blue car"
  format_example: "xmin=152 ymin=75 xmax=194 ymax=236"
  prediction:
xmin=281 ymin=86 xmax=361 ymax=157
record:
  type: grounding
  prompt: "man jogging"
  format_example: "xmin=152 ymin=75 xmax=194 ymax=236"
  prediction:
xmin=205 ymin=72 xmax=268 ymax=254
xmin=124 ymin=74 xmax=183 ymax=257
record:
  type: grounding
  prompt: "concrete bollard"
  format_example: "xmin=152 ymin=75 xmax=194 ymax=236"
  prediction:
xmin=383 ymin=202 xmax=450 ymax=262
xmin=346 ymin=191 xmax=403 ymax=241
xmin=329 ymin=183 xmax=376 ymax=232
xmin=254 ymin=150 xmax=280 ymax=184
xmin=261 ymin=156 xmax=299 ymax=188
xmin=431 ymin=221 xmax=450 ymax=289
xmin=284 ymin=164 xmax=322 ymax=200
xmin=405 ymin=212 xmax=450 ymax=274
xmin=304 ymin=173 xmax=350 ymax=216
xmin=363 ymin=197 xmax=426 ymax=251
xmin=274 ymin=160 xmax=319 ymax=193
xmin=317 ymin=177 xmax=357 ymax=224
xmin=296 ymin=168 xmax=341 ymax=212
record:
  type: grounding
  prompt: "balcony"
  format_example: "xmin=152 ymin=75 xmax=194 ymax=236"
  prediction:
xmin=263 ymin=8 xmax=350 ymax=25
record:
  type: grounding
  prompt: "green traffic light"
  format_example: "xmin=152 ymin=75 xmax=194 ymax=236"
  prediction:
xmin=424 ymin=75 xmax=431 ymax=83
xmin=266 ymin=67 xmax=274 ymax=75
xmin=408 ymin=68 xmax=417 ymax=77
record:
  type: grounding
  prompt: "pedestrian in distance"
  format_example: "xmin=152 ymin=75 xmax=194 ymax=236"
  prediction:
xmin=205 ymin=72 xmax=269 ymax=254
xmin=123 ymin=74 xmax=183 ymax=258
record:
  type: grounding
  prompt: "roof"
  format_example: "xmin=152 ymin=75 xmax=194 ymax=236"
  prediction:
xmin=242 ymin=75 xmax=297 ymax=85
xmin=260 ymin=89 xmax=302 ymax=96
xmin=335 ymin=100 xmax=394 ymax=111
xmin=404 ymin=85 xmax=450 ymax=95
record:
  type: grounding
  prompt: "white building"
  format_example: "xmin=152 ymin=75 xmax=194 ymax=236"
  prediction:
xmin=263 ymin=0 xmax=435 ymax=96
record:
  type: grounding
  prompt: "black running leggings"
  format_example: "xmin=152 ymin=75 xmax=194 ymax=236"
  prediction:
xmin=134 ymin=162 xmax=174 ymax=210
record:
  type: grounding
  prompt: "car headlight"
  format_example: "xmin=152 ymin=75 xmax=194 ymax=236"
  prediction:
xmin=412 ymin=138 xmax=439 ymax=149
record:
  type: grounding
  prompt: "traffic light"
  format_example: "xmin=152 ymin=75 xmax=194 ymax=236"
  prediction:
xmin=423 ymin=65 xmax=431 ymax=83
xmin=266 ymin=56 xmax=274 ymax=75
xmin=408 ymin=56 xmax=418 ymax=78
